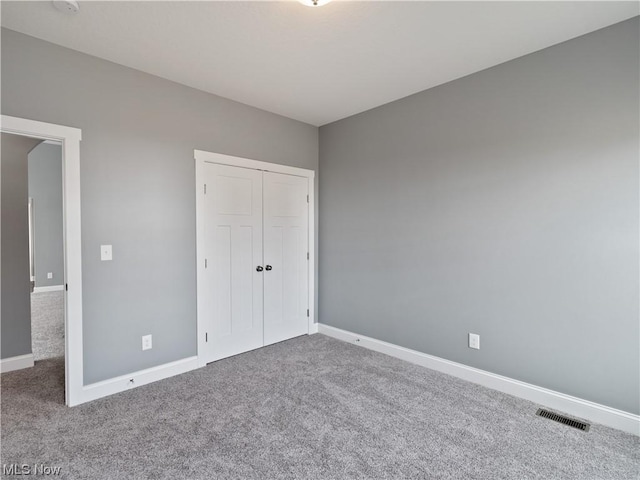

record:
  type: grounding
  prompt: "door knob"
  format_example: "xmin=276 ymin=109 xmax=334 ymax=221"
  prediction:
xmin=256 ymin=266 xmax=263 ymax=272
xmin=265 ymin=265 xmax=273 ymax=271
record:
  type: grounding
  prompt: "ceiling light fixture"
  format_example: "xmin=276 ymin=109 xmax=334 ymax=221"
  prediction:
xmin=53 ymin=0 xmax=80 ymax=15
xmin=299 ymin=0 xmax=331 ymax=7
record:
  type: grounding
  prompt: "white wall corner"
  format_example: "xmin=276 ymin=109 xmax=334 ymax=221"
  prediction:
xmin=317 ymin=323 xmax=640 ymax=436
xmin=0 ymin=354 xmax=35 ymax=373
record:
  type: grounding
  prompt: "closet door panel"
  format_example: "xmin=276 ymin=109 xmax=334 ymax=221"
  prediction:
xmin=204 ymin=163 xmax=264 ymax=362
xmin=263 ymin=172 xmax=309 ymax=345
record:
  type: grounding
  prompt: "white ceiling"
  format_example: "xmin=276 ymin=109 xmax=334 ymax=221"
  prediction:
xmin=1 ymin=1 xmax=638 ymax=126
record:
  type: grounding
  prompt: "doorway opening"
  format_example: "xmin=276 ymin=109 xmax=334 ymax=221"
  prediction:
xmin=1 ymin=115 xmax=83 ymax=406
xmin=28 ymin=141 xmax=65 ymax=363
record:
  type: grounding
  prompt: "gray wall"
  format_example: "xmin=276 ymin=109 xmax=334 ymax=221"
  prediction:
xmin=28 ymin=142 xmax=64 ymax=288
xmin=1 ymin=133 xmax=42 ymax=359
xmin=319 ymin=18 xmax=639 ymax=414
xmin=1 ymin=28 xmax=318 ymax=383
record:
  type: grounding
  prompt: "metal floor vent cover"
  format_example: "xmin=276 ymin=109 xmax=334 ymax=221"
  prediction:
xmin=536 ymin=408 xmax=590 ymax=432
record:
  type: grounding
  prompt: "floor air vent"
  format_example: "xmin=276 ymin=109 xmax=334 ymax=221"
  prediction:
xmin=536 ymin=408 xmax=590 ymax=432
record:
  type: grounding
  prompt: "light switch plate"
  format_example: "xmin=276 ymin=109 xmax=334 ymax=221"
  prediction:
xmin=100 ymin=245 xmax=112 ymax=261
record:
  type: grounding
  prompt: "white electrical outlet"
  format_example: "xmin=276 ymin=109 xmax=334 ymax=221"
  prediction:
xmin=469 ymin=333 xmax=480 ymax=350
xmin=100 ymin=245 xmax=113 ymax=261
xmin=142 ymin=334 xmax=152 ymax=351
xmin=47 ymin=272 xmax=53 ymax=279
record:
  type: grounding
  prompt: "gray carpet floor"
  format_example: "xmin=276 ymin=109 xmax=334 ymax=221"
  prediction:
xmin=1 ymin=334 xmax=638 ymax=479
xmin=30 ymin=291 xmax=65 ymax=361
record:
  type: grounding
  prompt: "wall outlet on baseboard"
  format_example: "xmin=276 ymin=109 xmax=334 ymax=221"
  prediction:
xmin=469 ymin=333 xmax=480 ymax=350
xmin=142 ymin=334 xmax=152 ymax=351
xmin=47 ymin=272 xmax=53 ymax=279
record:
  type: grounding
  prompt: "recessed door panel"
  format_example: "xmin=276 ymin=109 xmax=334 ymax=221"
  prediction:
xmin=233 ymin=225 xmax=255 ymax=333
xmin=204 ymin=163 xmax=263 ymax=362
xmin=263 ymin=172 xmax=309 ymax=346
xmin=212 ymin=225 xmax=232 ymax=336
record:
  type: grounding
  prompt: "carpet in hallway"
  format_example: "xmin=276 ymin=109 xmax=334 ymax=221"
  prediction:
xmin=30 ymin=290 xmax=64 ymax=361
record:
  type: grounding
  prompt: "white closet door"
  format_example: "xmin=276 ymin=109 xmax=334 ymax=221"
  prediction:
xmin=263 ymin=172 xmax=309 ymax=346
xmin=203 ymin=163 xmax=264 ymax=362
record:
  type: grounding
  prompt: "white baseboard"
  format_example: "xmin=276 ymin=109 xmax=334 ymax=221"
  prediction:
xmin=0 ymin=353 xmax=34 ymax=373
xmin=76 ymin=356 xmax=199 ymax=406
xmin=33 ymin=285 xmax=64 ymax=293
xmin=309 ymin=322 xmax=319 ymax=334
xmin=318 ymin=324 xmax=640 ymax=436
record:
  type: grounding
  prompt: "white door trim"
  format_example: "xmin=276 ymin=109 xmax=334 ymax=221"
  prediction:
xmin=194 ymin=150 xmax=316 ymax=367
xmin=1 ymin=115 xmax=83 ymax=406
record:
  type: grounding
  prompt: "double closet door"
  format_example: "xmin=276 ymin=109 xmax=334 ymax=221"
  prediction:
xmin=201 ymin=163 xmax=309 ymax=363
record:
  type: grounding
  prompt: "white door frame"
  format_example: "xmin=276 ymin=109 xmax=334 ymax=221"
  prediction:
xmin=1 ymin=115 xmax=83 ymax=406
xmin=194 ymin=149 xmax=316 ymax=367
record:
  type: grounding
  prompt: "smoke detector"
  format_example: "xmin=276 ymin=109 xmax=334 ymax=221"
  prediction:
xmin=53 ymin=0 xmax=79 ymax=15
